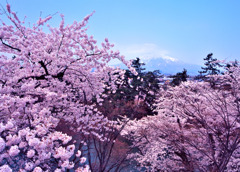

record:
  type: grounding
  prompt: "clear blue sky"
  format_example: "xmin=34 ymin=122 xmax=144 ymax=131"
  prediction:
xmin=1 ymin=0 xmax=240 ymax=65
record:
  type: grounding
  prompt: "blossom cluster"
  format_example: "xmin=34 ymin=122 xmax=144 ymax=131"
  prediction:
xmin=123 ymin=64 xmax=240 ymax=171
xmin=0 ymin=116 xmax=90 ymax=171
xmin=0 ymin=3 xmax=135 ymax=171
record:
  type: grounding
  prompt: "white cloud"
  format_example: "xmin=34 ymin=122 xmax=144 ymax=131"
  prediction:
xmin=116 ymin=43 xmax=177 ymax=62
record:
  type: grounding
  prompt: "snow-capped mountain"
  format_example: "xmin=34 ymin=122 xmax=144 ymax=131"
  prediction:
xmin=141 ymin=58 xmax=201 ymax=76
xmin=113 ymin=57 xmax=202 ymax=76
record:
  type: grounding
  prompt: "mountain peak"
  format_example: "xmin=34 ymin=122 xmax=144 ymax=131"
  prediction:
xmin=141 ymin=57 xmax=201 ymax=75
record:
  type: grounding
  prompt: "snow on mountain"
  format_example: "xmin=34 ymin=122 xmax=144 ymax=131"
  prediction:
xmin=113 ymin=57 xmax=201 ymax=76
xmin=141 ymin=58 xmax=201 ymax=75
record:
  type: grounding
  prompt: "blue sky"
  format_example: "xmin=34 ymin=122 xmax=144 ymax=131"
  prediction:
xmin=1 ymin=0 xmax=240 ymax=65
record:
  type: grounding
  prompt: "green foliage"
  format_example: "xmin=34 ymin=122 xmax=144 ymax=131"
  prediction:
xmin=131 ymin=57 xmax=146 ymax=74
xmin=199 ymin=53 xmax=223 ymax=76
xmin=170 ymin=68 xmax=188 ymax=86
xmin=225 ymin=60 xmax=239 ymax=71
xmin=101 ymin=58 xmax=163 ymax=119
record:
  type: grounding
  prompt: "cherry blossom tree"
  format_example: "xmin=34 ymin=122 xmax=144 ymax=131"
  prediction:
xmin=0 ymin=116 xmax=90 ymax=171
xmin=123 ymin=63 xmax=240 ymax=171
xmin=80 ymin=120 xmax=130 ymax=172
xmin=0 ymin=4 xmax=134 ymax=171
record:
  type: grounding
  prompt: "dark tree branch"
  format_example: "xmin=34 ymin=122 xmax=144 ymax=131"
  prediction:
xmin=0 ymin=38 xmax=21 ymax=52
xmin=57 ymin=34 xmax=64 ymax=58
xmin=38 ymin=60 xmax=49 ymax=75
